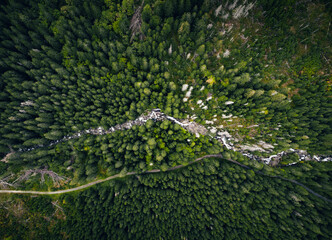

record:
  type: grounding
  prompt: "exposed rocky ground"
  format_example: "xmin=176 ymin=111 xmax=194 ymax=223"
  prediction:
xmin=12 ymin=109 xmax=331 ymax=167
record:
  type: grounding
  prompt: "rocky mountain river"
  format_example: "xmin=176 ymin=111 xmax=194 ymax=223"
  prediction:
xmin=13 ymin=109 xmax=331 ymax=167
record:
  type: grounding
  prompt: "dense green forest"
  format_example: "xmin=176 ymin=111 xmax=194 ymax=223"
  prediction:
xmin=1 ymin=159 xmax=332 ymax=239
xmin=0 ymin=0 xmax=331 ymax=239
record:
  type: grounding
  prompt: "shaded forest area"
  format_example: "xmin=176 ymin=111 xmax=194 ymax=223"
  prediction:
xmin=1 ymin=159 xmax=332 ymax=239
xmin=0 ymin=0 xmax=331 ymax=239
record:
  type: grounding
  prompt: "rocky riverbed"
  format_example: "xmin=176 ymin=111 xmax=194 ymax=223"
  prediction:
xmin=13 ymin=109 xmax=331 ymax=167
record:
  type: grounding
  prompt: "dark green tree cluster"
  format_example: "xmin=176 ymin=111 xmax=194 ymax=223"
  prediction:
xmin=1 ymin=159 xmax=331 ymax=240
xmin=0 ymin=0 xmax=188 ymax=155
xmin=8 ymin=120 xmax=221 ymax=185
xmin=0 ymin=0 xmax=330 ymax=158
xmin=0 ymin=0 xmax=331 ymax=239
xmin=237 ymin=1 xmax=332 ymax=153
xmin=54 ymin=159 xmax=332 ymax=240
xmin=282 ymin=161 xmax=332 ymax=200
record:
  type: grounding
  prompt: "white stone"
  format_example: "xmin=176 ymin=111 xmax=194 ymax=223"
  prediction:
xmin=20 ymin=100 xmax=35 ymax=106
xmin=225 ymin=101 xmax=234 ymax=105
xmin=223 ymin=49 xmax=231 ymax=58
xmin=168 ymin=44 xmax=172 ymax=55
xmin=222 ymin=114 xmax=233 ymax=119
xmin=218 ymin=131 xmax=232 ymax=138
xmin=182 ymin=84 xmax=189 ymax=91
xmin=185 ymin=91 xmax=192 ymax=98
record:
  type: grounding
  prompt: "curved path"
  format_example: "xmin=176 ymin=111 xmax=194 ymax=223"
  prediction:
xmin=0 ymin=154 xmax=217 ymax=195
xmin=1 ymin=154 xmax=331 ymax=204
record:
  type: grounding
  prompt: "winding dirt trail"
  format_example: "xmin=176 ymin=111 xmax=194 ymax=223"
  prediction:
xmin=0 ymin=173 xmax=130 ymax=195
xmin=1 ymin=154 xmax=331 ymax=204
xmin=1 ymin=110 xmax=331 ymax=202
xmin=0 ymin=154 xmax=218 ymax=195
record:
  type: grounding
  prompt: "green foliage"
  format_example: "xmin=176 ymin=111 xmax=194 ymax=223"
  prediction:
xmin=54 ymin=160 xmax=332 ymax=239
xmin=280 ymin=153 xmax=299 ymax=165
xmin=0 ymin=195 xmax=58 ymax=240
xmin=0 ymin=0 xmax=330 ymax=156
xmin=0 ymin=162 xmax=7 ymax=176
xmin=0 ymin=0 xmax=331 ymax=238
xmin=24 ymin=195 xmax=53 ymax=215
xmin=54 ymin=121 xmax=215 ymax=178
